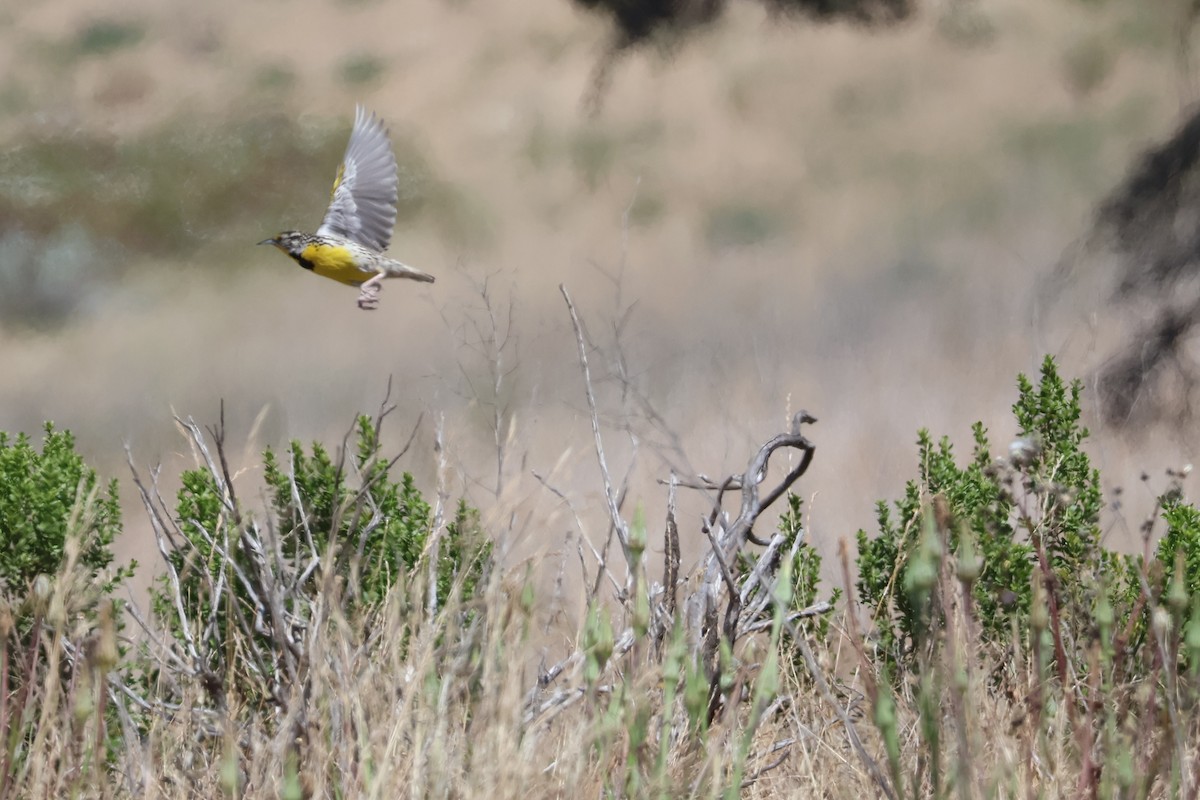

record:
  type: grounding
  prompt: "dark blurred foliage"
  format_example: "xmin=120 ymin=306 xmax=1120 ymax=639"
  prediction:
xmin=1076 ymin=106 xmax=1200 ymax=429
xmin=571 ymin=0 xmax=915 ymax=112
xmin=1098 ymin=110 xmax=1200 ymax=299
xmin=761 ymin=0 xmax=913 ymax=25
xmin=570 ymin=0 xmax=914 ymax=46
xmin=572 ymin=0 xmax=721 ymax=45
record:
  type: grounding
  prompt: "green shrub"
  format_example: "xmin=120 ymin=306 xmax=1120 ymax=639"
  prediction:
xmin=1062 ymin=35 xmax=1115 ymax=98
xmin=1158 ymin=497 xmax=1200 ymax=650
xmin=0 ymin=423 xmax=128 ymax=598
xmin=253 ymin=63 xmax=296 ymax=92
xmin=74 ymin=19 xmax=143 ymax=57
xmin=777 ymin=492 xmax=840 ymax=637
xmin=627 ymin=190 xmax=665 ymax=228
xmin=1161 ymin=499 xmax=1200 ymax=589
xmin=0 ymin=421 xmax=132 ymax=729
xmin=260 ymin=415 xmax=486 ymax=607
xmin=704 ymin=202 xmax=784 ymax=250
xmin=566 ymin=121 xmax=664 ymax=191
xmin=855 ymin=356 xmax=1142 ymax=673
xmin=338 ymin=54 xmax=386 ymax=86
xmin=569 ymin=128 xmax=618 ymax=190
xmin=855 ymin=423 xmax=1033 ymax=668
xmin=150 ymin=414 xmax=491 ymax=711
xmin=848 ymin=357 xmax=1200 ymax=798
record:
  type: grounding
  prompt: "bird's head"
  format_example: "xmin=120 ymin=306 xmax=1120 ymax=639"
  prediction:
xmin=257 ymin=231 xmax=308 ymax=257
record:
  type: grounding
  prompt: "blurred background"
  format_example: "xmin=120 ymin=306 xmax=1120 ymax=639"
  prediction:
xmin=0 ymin=0 xmax=1195 ymax=576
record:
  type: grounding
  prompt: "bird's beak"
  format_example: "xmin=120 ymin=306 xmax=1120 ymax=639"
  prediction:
xmin=257 ymin=238 xmax=277 ymax=246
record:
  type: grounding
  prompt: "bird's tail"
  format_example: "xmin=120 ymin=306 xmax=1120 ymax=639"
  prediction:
xmin=383 ymin=257 xmax=435 ymax=284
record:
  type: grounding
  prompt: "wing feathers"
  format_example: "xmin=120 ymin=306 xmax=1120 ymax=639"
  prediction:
xmin=316 ymin=105 xmax=399 ymax=252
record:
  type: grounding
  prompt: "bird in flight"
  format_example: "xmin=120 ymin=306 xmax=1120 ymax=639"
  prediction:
xmin=259 ymin=106 xmax=434 ymax=310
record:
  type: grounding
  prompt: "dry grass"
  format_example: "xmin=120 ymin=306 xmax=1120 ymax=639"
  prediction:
xmin=4 ymin=307 xmax=1199 ymax=799
xmin=5 ymin=413 xmax=1199 ymax=799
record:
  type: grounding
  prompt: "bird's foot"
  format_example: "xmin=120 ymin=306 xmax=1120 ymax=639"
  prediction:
xmin=357 ymin=283 xmax=382 ymax=310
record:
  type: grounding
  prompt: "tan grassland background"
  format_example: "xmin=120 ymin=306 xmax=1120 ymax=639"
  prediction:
xmin=0 ymin=0 xmax=1192 ymax=584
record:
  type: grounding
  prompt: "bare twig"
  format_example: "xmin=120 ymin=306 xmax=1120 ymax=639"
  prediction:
xmin=661 ymin=475 xmax=680 ymax=636
xmin=426 ymin=413 xmax=449 ymax=618
xmin=532 ymin=470 xmax=622 ymax=599
xmin=688 ymin=411 xmax=818 ymax=677
xmin=440 ymin=270 xmax=518 ymax=498
xmin=560 ymin=284 xmax=632 ymax=584
xmin=741 ymin=743 xmax=792 ymax=790
xmin=739 ymin=602 xmax=834 ymax=637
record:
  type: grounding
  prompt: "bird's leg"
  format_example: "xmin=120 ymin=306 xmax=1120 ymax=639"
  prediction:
xmin=356 ymin=273 xmax=385 ymax=310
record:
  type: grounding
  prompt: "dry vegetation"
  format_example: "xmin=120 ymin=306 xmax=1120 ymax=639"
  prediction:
xmin=5 ymin=0 xmax=1200 ymax=796
xmin=4 ymin=348 xmax=1200 ymax=798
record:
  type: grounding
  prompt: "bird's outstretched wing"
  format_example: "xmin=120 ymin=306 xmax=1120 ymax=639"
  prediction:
xmin=316 ymin=106 xmax=398 ymax=252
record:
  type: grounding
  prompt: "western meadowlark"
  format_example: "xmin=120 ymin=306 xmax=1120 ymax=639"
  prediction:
xmin=259 ymin=105 xmax=434 ymax=310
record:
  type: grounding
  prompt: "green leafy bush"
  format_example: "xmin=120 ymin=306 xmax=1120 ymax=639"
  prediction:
xmin=150 ymin=414 xmax=491 ymax=711
xmin=262 ymin=434 xmax=429 ymax=608
xmin=855 ymin=424 xmax=1033 ymax=669
xmin=0 ymin=422 xmax=132 ymax=772
xmin=855 ymin=356 xmax=1141 ymax=672
xmin=260 ymin=415 xmax=488 ymax=607
xmin=1158 ymin=497 xmax=1200 ymax=648
xmin=777 ymin=492 xmax=840 ymax=637
xmin=0 ymin=423 xmax=129 ymax=600
xmin=849 ymin=357 xmax=1200 ymax=798
xmin=1161 ymin=500 xmax=1200 ymax=588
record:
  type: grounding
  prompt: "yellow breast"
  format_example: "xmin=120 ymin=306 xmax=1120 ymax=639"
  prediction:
xmin=299 ymin=241 xmax=375 ymax=287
